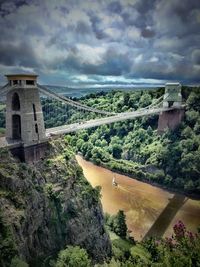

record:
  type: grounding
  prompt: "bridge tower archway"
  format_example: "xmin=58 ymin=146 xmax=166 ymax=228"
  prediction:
xmin=12 ymin=114 xmax=21 ymax=139
xmin=12 ymin=92 xmax=20 ymax=111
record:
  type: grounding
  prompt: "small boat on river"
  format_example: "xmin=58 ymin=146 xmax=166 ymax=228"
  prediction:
xmin=112 ymin=175 xmax=118 ymax=186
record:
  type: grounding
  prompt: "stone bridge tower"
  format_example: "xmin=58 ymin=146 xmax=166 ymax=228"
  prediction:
xmin=158 ymin=83 xmax=184 ymax=133
xmin=5 ymin=74 xmax=48 ymax=162
xmin=163 ymin=83 xmax=182 ymax=108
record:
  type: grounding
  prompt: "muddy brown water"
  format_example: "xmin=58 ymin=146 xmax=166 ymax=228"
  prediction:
xmin=76 ymin=155 xmax=200 ymax=241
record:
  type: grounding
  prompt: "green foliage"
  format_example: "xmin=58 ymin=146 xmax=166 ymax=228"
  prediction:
xmin=55 ymin=245 xmax=91 ymax=267
xmin=129 ymin=244 xmax=152 ymax=266
xmin=99 ymin=221 xmax=200 ymax=267
xmin=112 ymin=210 xmax=127 ymax=238
xmin=62 ymin=87 xmax=200 ymax=195
xmin=186 ymin=90 xmax=200 ymax=111
xmin=0 ymin=127 xmax=5 ymax=137
xmin=10 ymin=257 xmax=29 ymax=267
xmin=44 ymin=183 xmax=60 ymax=201
xmin=112 ymin=238 xmax=132 ymax=262
xmin=95 ymin=258 xmax=122 ymax=267
xmin=0 ymin=213 xmax=17 ymax=266
xmin=0 ymin=86 xmax=199 ymax=193
xmin=81 ymin=182 xmax=102 ymax=203
xmin=105 ymin=211 xmax=127 ymax=239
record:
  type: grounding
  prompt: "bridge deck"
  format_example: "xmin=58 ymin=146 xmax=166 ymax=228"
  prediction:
xmin=46 ymin=106 xmax=182 ymax=136
xmin=0 ymin=106 xmax=185 ymax=148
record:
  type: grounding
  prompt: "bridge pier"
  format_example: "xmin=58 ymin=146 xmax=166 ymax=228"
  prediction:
xmin=10 ymin=142 xmax=49 ymax=163
xmin=158 ymin=83 xmax=184 ymax=133
xmin=158 ymin=108 xmax=185 ymax=133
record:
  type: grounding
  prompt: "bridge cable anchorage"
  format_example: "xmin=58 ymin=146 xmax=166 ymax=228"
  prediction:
xmin=37 ymin=84 xmax=116 ymax=116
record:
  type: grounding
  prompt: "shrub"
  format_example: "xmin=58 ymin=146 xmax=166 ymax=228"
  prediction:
xmin=10 ymin=257 xmax=29 ymax=267
xmin=55 ymin=246 xmax=91 ymax=267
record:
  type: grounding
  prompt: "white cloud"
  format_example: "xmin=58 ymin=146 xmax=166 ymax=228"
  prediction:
xmin=149 ymin=56 xmax=159 ymax=63
xmin=76 ymin=44 xmax=106 ymax=65
xmin=134 ymin=54 xmax=143 ymax=63
xmin=126 ymin=26 xmax=141 ymax=41
xmin=104 ymin=27 xmax=122 ymax=40
xmin=154 ymin=37 xmax=183 ymax=52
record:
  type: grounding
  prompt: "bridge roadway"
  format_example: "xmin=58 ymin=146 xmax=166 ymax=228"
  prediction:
xmin=0 ymin=105 xmax=184 ymax=148
xmin=46 ymin=106 xmax=181 ymax=137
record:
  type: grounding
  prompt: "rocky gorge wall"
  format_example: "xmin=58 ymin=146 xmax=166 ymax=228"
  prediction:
xmin=0 ymin=139 xmax=111 ymax=266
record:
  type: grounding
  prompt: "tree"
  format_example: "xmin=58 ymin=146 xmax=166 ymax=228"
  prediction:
xmin=186 ymin=110 xmax=199 ymax=127
xmin=111 ymin=144 xmax=122 ymax=159
xmin=186 ymin=91 xmax=200 ymax=111
xmin=184 ymin=180 xmax=195 ymax=191
xmin=55 ymin=246 xmax=91 ymax=267
xmin=113 ymin=210 xmax=127 ymax=238
xmin=139 ymin=93 xmax=152 ymax=108
xmin=10 ymin=257 xmax=29 ymax=267
xmin=123 ymin=92 xmax=130 ymax=106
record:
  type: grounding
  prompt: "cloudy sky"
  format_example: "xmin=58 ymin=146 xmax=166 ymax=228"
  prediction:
xmin=0 ymin=0 xmax=200 ymax=87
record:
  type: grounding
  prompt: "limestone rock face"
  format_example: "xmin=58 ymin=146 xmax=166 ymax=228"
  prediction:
xmin=0 ymin=140 xmax=111 ymax=266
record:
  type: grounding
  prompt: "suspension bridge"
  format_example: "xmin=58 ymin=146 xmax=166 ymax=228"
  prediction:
xmin=38 ymin=84 xmax=177 ymax=136
xmin=0 ymin=74 xmax=184 ymax=162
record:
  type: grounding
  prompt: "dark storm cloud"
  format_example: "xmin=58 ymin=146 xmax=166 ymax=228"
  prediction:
xmin=172 ymin=0 xmax=200 ymax=22
xmin=141 ymin=28 xmax=155 ymax=38
xmin=135 ymin=0 xmax=157 ymax=15
xmin=61 ymin=48 xmax=131 ymax=76
xmin=192 ymin=50 xmax=200 ymax=65
xmin=75 ymin=21 xmax=91 ymax=34
xmin=154 ymin=0 xmax=200 ymax=37
xmin=107 ymin=1 xmax=122 ymax=14
xmin=128 ymin=0 xmax=156 ymax=29
xmin=0 ymin=0 xmax=29 ymax=16
xmin=0 ymin=0 xmax=200 ymax=85
xmin=89 ymin=14 xmax=105 ymax=39
xmin=0 ymin=41 xmax=39 ymax=68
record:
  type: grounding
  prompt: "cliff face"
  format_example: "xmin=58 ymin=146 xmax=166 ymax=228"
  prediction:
xmin=0 ymin=140 xmax=111 ymax=266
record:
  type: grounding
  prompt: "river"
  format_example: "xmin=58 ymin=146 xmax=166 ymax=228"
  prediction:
xmin=76 ymin=155 xmax=200 ymax=241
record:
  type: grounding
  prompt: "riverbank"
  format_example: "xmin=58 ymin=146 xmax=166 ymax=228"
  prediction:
xmin=101 ymin=162 xmax=200 ymax=200
xmin=77 ymin=153 xmax=200 ymax=200
xmin=76 ymin=155 xmax=200 ymax=241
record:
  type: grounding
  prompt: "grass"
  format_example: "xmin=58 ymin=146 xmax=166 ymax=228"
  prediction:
xmin=109 ymin=230 xmax=119 ymax=241
xmin=130 ymin=244 xmax=151 ymax=263
xmin=107 ymin=228 xmax=151 ymax=264
xmin=107 ymin=229 xmax=133 ymax=250
xmin=112 ymin=237 xmax=133 ymax=252
xmin=0 ymin=128 xmax=5 ymax=137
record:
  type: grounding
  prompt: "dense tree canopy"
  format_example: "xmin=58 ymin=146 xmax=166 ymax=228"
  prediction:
xmin=105 ymin=210 xmax=127 ymax=239
xmin=55 ymin=246 xmax=91 ymax=267
xmin=64 ymin=87 xmax=200 ymax=195
xmin=0 ymin=87 xmax=199 ymax=194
